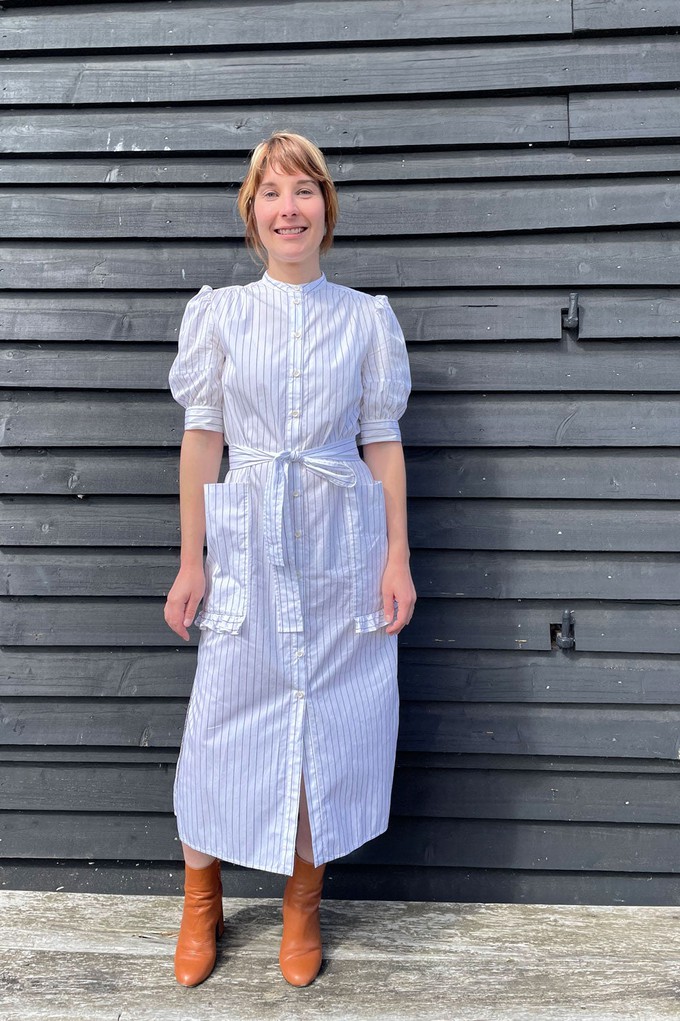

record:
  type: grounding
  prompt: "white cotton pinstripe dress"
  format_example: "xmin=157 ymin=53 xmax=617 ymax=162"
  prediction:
xmin=168 ymin=270 xmax=412 ymax=876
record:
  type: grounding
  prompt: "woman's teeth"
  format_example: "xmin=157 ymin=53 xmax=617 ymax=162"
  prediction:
xmin=275 ymin=227 xmax=306 ymax=234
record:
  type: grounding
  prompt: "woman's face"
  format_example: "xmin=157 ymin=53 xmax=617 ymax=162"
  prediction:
xmin=252 ymin=164 xmax=326 ymax=279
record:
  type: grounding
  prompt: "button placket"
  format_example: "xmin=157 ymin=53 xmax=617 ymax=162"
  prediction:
xmin=285 ymin=286 xmax=305 ymax=631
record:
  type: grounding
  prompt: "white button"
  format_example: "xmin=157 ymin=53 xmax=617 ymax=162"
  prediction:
xmin=292 ymin=331 xmax=301 ymax=339
xmin=295 ymin=649 xmax=305 ymax=658
xmin=290 ymin=409 xmax=300 ymax=417
xmin=292 ymin=369 xmax=301 ymax=377
xmin=296 ymin=569 xmax=302 ymax=577
xmin=295 ymin=689 xmax=304 ymax=699
xmin=293 ymin=298 xmax=301 ymax=305
xmin=292 ymin=490 xmax=300 ymax=497
xmin=294 ymin=529 xmax=302 ymax=538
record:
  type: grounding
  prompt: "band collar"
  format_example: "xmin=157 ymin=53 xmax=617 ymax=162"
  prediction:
xmin=262 ymin=270 xmax=326 ymax=294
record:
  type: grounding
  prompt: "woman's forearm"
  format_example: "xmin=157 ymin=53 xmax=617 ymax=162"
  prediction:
xmin=178 ymin=430 xmax=225 ymax=568
xmin=361 ymin=440 xmax=410 ymax=563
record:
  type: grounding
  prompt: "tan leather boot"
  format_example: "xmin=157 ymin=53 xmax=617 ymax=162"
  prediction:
xmin=174 ymin=858 xmax=224 ymax=986
xmin=279 ymin=852 xmax=326 ymax=986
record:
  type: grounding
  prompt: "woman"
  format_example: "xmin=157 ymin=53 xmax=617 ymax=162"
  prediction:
xmin=164 ymin=131 xmax=415 ymax=988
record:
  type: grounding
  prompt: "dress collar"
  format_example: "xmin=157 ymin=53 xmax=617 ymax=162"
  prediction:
xmin=262 ymin=270 xmax=326 ymax=294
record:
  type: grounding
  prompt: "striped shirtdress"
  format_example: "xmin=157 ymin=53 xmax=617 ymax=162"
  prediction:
xmin=168 ymin=270 xmax=412 ymax=876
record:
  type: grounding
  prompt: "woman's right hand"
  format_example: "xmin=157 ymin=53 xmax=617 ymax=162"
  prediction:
xmin=164 ymin=564 xmax=206 ymax=642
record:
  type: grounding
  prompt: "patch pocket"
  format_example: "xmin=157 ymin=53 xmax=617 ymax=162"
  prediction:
xmin=346 ymin=480 xmax=389 ymax=634
xmin=195 ymin=481 xmax=250 ymax=635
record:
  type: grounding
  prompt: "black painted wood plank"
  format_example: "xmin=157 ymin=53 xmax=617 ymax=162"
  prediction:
xmin=0 ymin=762 xmax=175 ymax=812
xmin=407 ymin=501 xmax=680 ymax=553
xmin=405 ymin=449 xmax=680 ymax=501
xmin=4 ymin=644 xmax=680 ymax=704
xmin=7 ymin=144 xmax=680 ymax=185
xmin=0 ymin=290 xmax=564 ymax=343
xmin=0 ymin=497 xmax=186 ymax=546
xmin=0 ymin=450 xmax=188 ymax=496
xmin=14 ymin=338 xmax=680 ymax=394
xmin=4 ymin=232 xmax=679 ymax=288
xmin=13 ymin=391 xmax=680 ymax=448
xmin=2 ymin=811 xmax=679 ymax=871
xmin=398 ymin=648 xmax=680 ymax=705
xmin=395 ymin=752 xmax=680 ymax=773
xmin=4 ymin=762 xmax=680 ymax=825
xmin=4 ymin=40 xmax=680 ymax=105
xmin=360 ymin=817 xmax=680 ymax=871
xmin=18 ymin=340 xmax=680 ymax=392
xmin=3 ymin=859 xmax=679 ymax=903
xmin=0 ymin=99 xmax=567 ymax=156
xmin=1 ymin=344 xmax=174 ymax=389
xmin=0 ymin=748 xmax=675 ymax=775
xmin=3 ymin=287 xmax=678 ymax=345
xmin=0 ymin=648 xmax=196 ymax=697
xmin=10 ymin=697 xmax=676 ymax=753
xmin=574 ymin=0 xmax=680 ymax=32
xmin=4 ymin=448 xmax=680 ymax=500
xmin=570 ymin=90 xmax=680 ymax=142
xmin=8 ymin=178 xmax=680 ymax=238
xmin=414 ymin=551 xmax=680 ymax=601
xmin=404 ymin=394 xmax=680 ymax=447
xmin=391 ymin=768 xmax=680 ymax=823
xmin=578 ymin=290 xmax=680 ymax=339
xmin=5 ymin=597 xmax=680 ymax=654
xmin=405 ymin=600 xmax=680 ymax=656
xmin=1 ymin=548 xmax=178 ymax=596
xmin=0 ymin=699 xmax=187 ymax=747
xmin=1 ymin=0 xmax=573 ymax=51
xmin=0 ymin=747 xmax=180 ymax=764
xmin=0 ymin=292 xmax=188 ymax=343
xmin=7 ymin=496 xmax=680 ymax=553
xmin=397 ymin=703 xmax=680 ymax=758
xmin=414 ymin=344 xmax=680 ymax=391
xmin=7 ymin=548 xmax=680 ymax=603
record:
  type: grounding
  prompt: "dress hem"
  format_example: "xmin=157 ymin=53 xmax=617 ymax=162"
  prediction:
xmin=174 ymin=821 xmax=391 ymax=878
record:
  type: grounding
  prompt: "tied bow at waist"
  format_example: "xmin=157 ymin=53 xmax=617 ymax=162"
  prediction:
xmin=227 ymin=438 xmax=360 ymax=567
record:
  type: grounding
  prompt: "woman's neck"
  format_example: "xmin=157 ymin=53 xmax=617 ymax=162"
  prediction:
xmin=264 ymin=257 xmax=323 ymax=285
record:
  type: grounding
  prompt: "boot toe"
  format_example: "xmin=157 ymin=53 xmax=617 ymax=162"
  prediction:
xmin=279 ymin=949 xmax=323 ymax=986
xmin=174 ymin=952 xmax=217 ymax=987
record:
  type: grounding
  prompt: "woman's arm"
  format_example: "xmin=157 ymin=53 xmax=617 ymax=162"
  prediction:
xmin=362 ymin=439 xmax=416 ymax=634
xmin=164 ymin=430 xmax=224 ymax=641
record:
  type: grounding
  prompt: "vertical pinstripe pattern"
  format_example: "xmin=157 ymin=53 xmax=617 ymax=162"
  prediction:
xmin=168 ymin=271 xmax=411 ymax=876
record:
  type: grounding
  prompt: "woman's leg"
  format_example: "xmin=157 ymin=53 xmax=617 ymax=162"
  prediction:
xmin=280 ymin=770 xmax=326 ymax=986
xmin=182 ymin=841 xmax=217 ymax=868
xmin=295 ymin=773 xmax=314 ymax=864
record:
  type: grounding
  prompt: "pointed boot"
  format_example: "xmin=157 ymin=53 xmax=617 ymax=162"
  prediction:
xmin=174 ymin=858 xmax=224 ymax=987
xmin=279 ymin=851 xmax=326 ymax=987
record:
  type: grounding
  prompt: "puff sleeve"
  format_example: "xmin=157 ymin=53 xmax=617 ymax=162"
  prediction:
xmin=357 ymin=294 xmax=412 ymax=445
xmin=168 ymin=284 xmax=225 ymax=433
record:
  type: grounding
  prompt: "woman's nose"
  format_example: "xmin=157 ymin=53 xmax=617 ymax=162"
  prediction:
xmin=280 ymin=192 xmax=299 ymax=215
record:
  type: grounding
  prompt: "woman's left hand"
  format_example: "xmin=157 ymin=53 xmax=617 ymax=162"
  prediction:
xmin=381 ymin=556 xmax=417 ymax=635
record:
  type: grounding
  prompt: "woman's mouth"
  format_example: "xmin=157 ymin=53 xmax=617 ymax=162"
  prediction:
xmin=274 ymin=227 xmax=307 ymax=235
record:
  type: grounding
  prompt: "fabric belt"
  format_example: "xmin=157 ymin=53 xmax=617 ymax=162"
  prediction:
xmin=227 ymin=437 xmax=360 ymax=567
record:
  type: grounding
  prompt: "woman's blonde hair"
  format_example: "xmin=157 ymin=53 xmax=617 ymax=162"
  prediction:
xmin=237 ymin=131 xmax=339 ymax=265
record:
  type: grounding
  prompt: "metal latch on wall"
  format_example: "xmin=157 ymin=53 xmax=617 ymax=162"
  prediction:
xmin=552 ymin=609 xmax=575 ymax=651
xmin=562 ymin=292 xmax=579 ymax=331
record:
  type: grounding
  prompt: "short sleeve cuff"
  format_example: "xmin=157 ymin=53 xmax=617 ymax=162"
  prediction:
xmin=184 ymin=406 xmax=224 ymax=432
xmin=358 ymin=419 xmax=401 ymax=445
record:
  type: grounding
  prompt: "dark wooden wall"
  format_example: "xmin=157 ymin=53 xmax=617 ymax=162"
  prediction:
xmin=2 ymin=0 xmax=680 ymax=903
